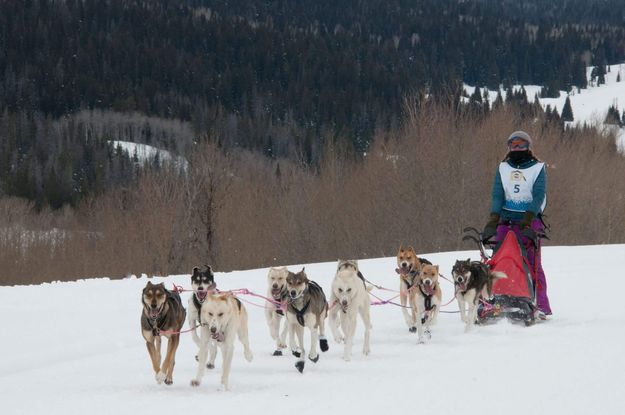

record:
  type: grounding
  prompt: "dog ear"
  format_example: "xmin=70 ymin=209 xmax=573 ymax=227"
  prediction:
xmin=204 ymin=264 xmax=212 ymax=272
xmin=435 ymin=265 xmax=440 ymax=273
xmin=408 ymin=246 xmax=415 ymax=253
xmin=466 ymin=258 xmax=471 ymax=263
xmin=399 ymin=243 xmax=404 ymax=252
xmin=192 ymin=267 xmax=200 ymax=277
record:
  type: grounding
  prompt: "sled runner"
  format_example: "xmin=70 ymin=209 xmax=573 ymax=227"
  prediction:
xmin=463 ymin=227 xmax=537 ymax=325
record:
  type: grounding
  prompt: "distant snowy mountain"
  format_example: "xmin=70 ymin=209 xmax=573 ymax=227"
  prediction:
xmin=464 ymin=63 xmax=625 ymax=151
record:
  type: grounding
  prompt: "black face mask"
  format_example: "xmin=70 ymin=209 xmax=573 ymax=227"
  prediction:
xmin=508 ymin=150 xmax=532 ymax=164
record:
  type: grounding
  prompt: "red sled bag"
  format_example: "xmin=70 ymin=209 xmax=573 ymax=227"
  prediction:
xmin=478 ymin=230 xmax=537 ymax=325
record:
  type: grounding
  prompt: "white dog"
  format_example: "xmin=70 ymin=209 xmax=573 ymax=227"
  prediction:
xmin=329 ymin=260 xmax=372 ymax=361
xmin=265 ymin=267 xmax=290 ymax=356
xmin=191 ymin=293 xmax=253 ymax=391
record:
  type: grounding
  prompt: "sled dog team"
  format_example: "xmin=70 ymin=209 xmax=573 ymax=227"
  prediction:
xmin=140 ymin=245 xmax=505 ymax=390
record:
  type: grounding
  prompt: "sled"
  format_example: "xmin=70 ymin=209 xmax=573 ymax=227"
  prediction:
xmin=463 ymin=227 xmax=537 ymax=325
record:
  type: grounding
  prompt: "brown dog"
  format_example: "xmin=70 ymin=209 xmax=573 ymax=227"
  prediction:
xmin=395 ymin=245 xmax=431 ymax=333
xmin=141 ymin=281 xmax=186 ymax=385
xmin=412 ymin=264 xmax=442 ymax=343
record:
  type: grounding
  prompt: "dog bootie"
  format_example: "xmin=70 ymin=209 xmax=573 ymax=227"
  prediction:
xmin=273 ymin=349 xmax=283 ymax=356
xmin=319 ymin=337 xmax=329 ymax=352
xmin=292 ymin=349 xmax=301 ymax=358
xmin=295 ymin=361 xmax=305 ymax=373
xmin=309 ymin=354 xmax=319 ymax=363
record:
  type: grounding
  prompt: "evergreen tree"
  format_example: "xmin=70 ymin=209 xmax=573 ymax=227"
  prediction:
xmin=605 ymin=105 xmax=622 ymax=125
xmin=561 ymin=97 xmax=574 ymax=121
xmin=492 ymin=90 xmax=504 ymax=110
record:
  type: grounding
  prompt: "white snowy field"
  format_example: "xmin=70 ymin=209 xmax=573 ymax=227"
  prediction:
xmin=1 ymin=245 xmax=624 ymax=415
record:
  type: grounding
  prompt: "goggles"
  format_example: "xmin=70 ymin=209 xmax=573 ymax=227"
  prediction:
xmin=507 ymin=137 xmax=530 ymax=150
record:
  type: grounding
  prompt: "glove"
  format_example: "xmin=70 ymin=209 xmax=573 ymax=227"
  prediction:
xmin=482 ymin=213 xmax=500 ymax=242
xmin=521 ymin=227 xmax=538 ymax=247
xmin=520 ymin=211 xmax=537 ymax=246
xmin=520 ymin=211 xmax=535 ymax=229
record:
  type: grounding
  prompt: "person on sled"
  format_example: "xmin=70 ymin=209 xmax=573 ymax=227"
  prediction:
xmin=482 ymin=131 xmax=552 ymax=320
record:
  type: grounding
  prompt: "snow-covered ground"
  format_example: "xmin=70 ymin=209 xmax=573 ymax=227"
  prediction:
xmin=464 ymin=63 xmax=625 ymax=150
xmin=1 ymin=244 xmax=624 ymax=415
xmin=111 ymin=140 xmax=189 ymax=170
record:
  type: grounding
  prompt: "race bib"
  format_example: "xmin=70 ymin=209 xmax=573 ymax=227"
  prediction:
xmin=499 ymin=162 xmax=546 ymax=212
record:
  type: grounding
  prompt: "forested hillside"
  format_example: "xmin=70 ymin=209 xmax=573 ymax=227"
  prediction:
xmin=2 ymin=0 xmax=624 ymax=205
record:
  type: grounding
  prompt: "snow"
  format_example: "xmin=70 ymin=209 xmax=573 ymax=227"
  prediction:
xmin=464 ymin=63 xmax=625 ymax=150
xmin=111 ymin=140 xmax=189 ymax=170
xmin=1 ymin=244 xmax=624 ymax=414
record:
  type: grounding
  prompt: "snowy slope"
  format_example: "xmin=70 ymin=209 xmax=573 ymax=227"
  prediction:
xmin=111 ymin=140 xmax=189 ymax=170
xmin=464 ymin=63 xmax=625 ymax=150
xmin=1 ymin=245 xmax=624 ymax=415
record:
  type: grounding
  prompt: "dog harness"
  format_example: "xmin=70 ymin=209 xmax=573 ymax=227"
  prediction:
xmin=144 ymin=307 xmax=167 ymax=336
xmin=273 ymin=287 xmax=287 ymax=316
xmin=418 ymin=283 xmax=437 ymax=324
xmin=401 ymin=270 xmax=419 ymax=291
xmin=288 ymin=281 xmax=324 ymax=327
xmin=291 ymin=300 xmax=310 ymax=326
xmin=191 ymin=292 xmax=209 ymax=326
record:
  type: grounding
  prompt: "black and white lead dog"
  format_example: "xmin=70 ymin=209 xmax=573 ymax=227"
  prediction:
xmin=451 ymin=259 xmax=506 ymax=332
xmin=188 ymin=265 xmax=218 ymax=367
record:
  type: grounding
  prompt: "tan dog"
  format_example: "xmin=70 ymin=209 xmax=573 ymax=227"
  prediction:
xmin=395 ymin=245 xmax=432 ymax=333
xmin=265 ymin=267 xmax=290 ymax=356
xmin=140 ymin=281 xmax=186 ymax=385
xmin=412 ymin=264 xmax=442 ymax=343
xmin=191 ymin=293 xmax=253 ymax=391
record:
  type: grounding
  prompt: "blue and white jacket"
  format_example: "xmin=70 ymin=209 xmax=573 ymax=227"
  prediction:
xmin=490 ymin=158 xmax=546 ymax=221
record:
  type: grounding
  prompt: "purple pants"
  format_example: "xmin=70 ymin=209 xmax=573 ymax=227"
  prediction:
xmin=495 ymin=218 xmax=552 ymax=315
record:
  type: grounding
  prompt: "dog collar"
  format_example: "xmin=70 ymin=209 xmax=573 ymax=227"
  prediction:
xmin=288 ymin=289 xmax=305 ymax=301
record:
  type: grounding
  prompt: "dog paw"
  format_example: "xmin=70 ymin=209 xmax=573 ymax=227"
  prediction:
xmin=218 ymin=383 xmax=230 ymax=392
xmin=333 ymin=336 xmax=345 ymax=344
xmin=292 ymin=349 xmax=301 ymax=358
xmin=295 ymin=361 xmax=305 ymax=373
xmin=155 ymin=371 xmax=166 ymax=384
xmin=309 ymin=354 xmax=319 ymax=363
xmin=207 ymin=363 xmax=215 ymax=369
xmin=244 ymin=350 xmax=253 ymax=362
xmin=277 ymin=341 xmax=287 ymax=349
xmin=342 ymin=354 xmax=351 ymax=362
xmin=319 ymin=338 xmax=329 ymax=352
xmin=362 ymin=346 xmax=370 ymax=356
xmin=273 ymin=349 xmax=283 ymax=356
xmin=409 ymin=326 xmax=417 ymax=333
xmin=190 ymin=379 xmax=201 ymax=387
xmin=164 ymin=378 xmax=173 ymax=385
xmin=417 ymin=336 xmax=425 ymax=344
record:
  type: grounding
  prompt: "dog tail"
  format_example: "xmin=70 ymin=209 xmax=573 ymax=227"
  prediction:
xmin=490 ymin=271 xmax=507 ymax=280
